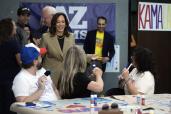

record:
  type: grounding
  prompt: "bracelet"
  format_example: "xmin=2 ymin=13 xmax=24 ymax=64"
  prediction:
xmin=38 ymin=86 xmax=45 ymax=90
xmin=124 ymin=78 xmax=131 ymax=86
xmin=125 ymin=77 xmax=130 ymax=82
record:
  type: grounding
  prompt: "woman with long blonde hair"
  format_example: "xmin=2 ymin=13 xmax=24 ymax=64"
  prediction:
xmin=57 ymin=46 xmax=103 ymax=99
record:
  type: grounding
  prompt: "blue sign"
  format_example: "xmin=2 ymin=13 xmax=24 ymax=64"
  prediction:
xmin=21 ymin=2 xmax=115 ymax=43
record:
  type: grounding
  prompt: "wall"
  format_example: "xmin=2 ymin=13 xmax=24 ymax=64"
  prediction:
xmin=0 ymin=0 xmax=129 ymax=93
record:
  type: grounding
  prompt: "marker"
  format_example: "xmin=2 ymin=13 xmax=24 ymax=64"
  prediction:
xmin=73 ymin=102 xmax=80 ymax=104
xmin=25 ymin=102 xmax=36 ymax=107
xmin=127 ymin=63 xmax=133 ymax=70
xmin=143 ymin=107 xmax=154 ymax=111
xmin=120 ymin=63 xmax=133 ymax=79
xmin=110 ymin=96 xmax=125 ymax=101
xmin=44 ymin=70 xmax=51 ymax=76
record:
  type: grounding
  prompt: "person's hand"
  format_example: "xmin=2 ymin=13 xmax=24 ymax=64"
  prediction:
xmin=118 ymin=75 xmax=123 ymax=80
xmin=102 ymin=57 xmax=110 ymax=63
xmin=91 ymin=54 xmax=99 ymax=60
xmin=92 ymin=67 xmax=103 ymax=77
xmin=87 ymin=54 xmax=95 ymax=58
xmin=87 ymin=54 xmax=97 ymax=62
xmin=38 ymin=76 xmax=47 ymax=90
xmin=121 ymin=68 xmax=129 ymax=80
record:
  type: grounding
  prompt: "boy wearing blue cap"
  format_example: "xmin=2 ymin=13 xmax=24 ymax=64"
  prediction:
xmin=12 ymin=45 xmax=59 ymax=102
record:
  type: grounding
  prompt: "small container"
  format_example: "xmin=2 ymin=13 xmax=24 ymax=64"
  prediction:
xmin=94 ymin=94 xmax=97 ymax=106
xmin=137 ymin=108 xmax=142 ymax=114
xmin=90 ymin=95 xmax=95 ymax=107
xmin=169 ymin=100 xmax=171 ymax=112
xmin=149 ymin=110 xmax=154 ymax=114
xmin=141 ymin=95 xmax=145 ymax=105
xmin=136 ymin=96 xmax=141 ymax=105
xmin=90 ymin=107 xmax=95 ymax=114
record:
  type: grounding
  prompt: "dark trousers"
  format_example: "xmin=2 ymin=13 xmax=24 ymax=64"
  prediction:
xmin=0 ymin=83 xmax=16 ymax=114
xmin=102 ymin=63 xmax=106 ymax=72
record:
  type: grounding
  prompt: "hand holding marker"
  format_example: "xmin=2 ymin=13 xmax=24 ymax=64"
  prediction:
xmin=118 ymin=63 xmax=133 ymax=79
xmin=126 ymin=63 xmax=133 ymax=71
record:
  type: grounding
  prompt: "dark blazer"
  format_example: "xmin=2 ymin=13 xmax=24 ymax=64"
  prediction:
xmin=83 ymin=29 xmax=115 ymax=71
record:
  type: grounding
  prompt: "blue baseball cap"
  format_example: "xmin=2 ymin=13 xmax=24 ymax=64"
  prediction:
xmin=21 ymin=47 xmax=40 ymax=64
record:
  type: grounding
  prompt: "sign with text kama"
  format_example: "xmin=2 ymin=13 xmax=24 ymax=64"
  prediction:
xmin=138 ymin=2 xmax=171 ymax=31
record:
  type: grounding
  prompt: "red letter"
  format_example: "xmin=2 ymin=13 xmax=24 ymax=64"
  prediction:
xmin=138 ymin=4 xmax=145 ymax=29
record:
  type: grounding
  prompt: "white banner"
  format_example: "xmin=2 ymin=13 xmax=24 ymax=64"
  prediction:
xmin=106 ymin=45 xmax=120 ymax=72
xmin=138 ymin=2 xmax=171 ymax=31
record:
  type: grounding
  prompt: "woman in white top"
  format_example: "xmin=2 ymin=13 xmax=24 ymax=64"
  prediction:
xmin=122 ymin=47 xmax=155 ymax=95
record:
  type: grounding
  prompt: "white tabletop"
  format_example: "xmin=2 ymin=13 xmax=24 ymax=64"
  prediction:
xmin=10 ymin=94 xmax=171 ymax=114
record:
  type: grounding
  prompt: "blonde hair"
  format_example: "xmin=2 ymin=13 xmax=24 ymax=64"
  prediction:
xmin=57 ymin=45 xmax=87 ymax=97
